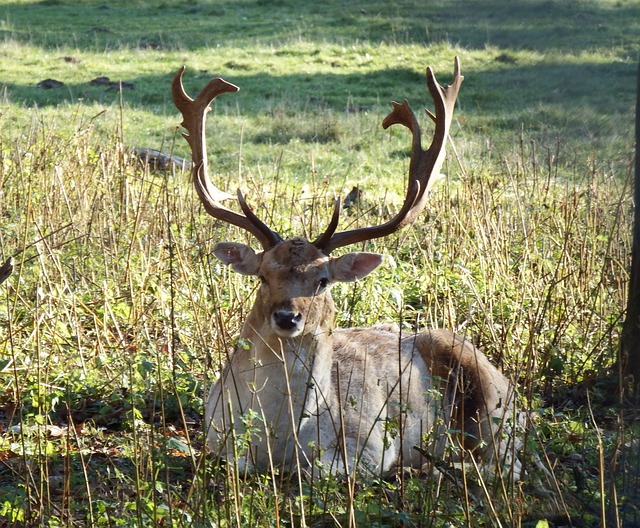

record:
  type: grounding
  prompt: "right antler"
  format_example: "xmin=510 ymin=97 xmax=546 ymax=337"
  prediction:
xmin=172 ymin=67 xmax=283 ymax=250
xmin=313 ymin=57 xmax=463 ymax=254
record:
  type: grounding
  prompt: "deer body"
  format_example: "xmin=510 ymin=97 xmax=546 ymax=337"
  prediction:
xmin=207 ymin=324 xmax=437 ymax=475
xmin=205 ymin=239 xmax=518 ymax=477
xmin=206 ymin=240 xmax=435 ymax=475
xmin=173 ymin=58 xmax=522 ymax=479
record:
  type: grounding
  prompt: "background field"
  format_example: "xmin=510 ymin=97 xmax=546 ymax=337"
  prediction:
xmin=0 ymin=0 xmax=639 ymax=526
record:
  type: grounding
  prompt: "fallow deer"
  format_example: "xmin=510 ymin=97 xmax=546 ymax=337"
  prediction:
xmin=172 ymin=58 xmax=521 ymax=479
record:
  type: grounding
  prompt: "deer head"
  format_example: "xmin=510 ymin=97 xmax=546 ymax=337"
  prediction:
xmin=172 ymin=59 xmax=463 ymax=341
xmin=213 ymin=238 xmax=382 ymax=338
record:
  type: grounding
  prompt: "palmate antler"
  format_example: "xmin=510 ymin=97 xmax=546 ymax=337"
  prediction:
xmin=314 ymin=57 xmax=463 ymax=253
xmin=172 ymin=68 xmax=282 ymax=250
xmin=172 ymin=58 xmax=463 ymax=254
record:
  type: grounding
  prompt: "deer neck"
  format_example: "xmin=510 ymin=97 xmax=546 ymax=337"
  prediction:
xmin=235 ymin=306 xmax=336 ymax=413
xmin=242 ymin=311 xmax=334 ymax=373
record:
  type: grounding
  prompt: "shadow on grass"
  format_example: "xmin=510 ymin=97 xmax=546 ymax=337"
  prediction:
xmin=1 ymin=0 xmax=639 ymax=54
xmin=5 ymin=58 xmax=635 ymax=146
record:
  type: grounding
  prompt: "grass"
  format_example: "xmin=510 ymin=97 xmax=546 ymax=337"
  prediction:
xmin=0 ymin=0 xmax=639 ymax=526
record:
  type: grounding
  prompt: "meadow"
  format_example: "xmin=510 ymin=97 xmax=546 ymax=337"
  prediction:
xmin=0 ymin=0 xmax=639 ymax=526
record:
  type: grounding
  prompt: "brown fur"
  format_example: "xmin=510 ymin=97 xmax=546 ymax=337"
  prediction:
xmin=415 ymin=331 xmax=516 ymax=456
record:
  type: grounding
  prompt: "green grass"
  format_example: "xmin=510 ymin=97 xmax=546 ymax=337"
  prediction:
xmin=0 ymin=0 xmax=639 ymax=526
xmin=1 ymin=0 xmax=637 ymax=152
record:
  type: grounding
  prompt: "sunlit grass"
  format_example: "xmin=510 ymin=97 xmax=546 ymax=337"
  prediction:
xmin=0 ymin=0 xmax=639 ymax=525
xmin=0 ymin=96 xmax=635 ymax=524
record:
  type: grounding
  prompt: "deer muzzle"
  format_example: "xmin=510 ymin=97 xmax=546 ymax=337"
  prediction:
xmin=271 ymin=308 xmax=304 ymax=337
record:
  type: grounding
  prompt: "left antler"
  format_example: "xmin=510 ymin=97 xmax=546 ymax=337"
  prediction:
xmin=313 ymin=57 xmax=463 ymax=254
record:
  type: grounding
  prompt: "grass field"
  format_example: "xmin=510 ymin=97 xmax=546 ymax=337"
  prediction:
xmin=1 ymin=0 xmax=639 ymax=526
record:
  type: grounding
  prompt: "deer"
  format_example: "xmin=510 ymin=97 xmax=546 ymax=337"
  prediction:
xmin=172 ymin=57 xmax=522 ymax=480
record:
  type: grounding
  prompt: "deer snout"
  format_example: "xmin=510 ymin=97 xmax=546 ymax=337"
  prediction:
xmin=271 ymin=309 xmax=303 ymax=336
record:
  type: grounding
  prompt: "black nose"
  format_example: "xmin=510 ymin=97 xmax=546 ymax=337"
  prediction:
xmin=272 ymin=310 xmax=302 ymax=330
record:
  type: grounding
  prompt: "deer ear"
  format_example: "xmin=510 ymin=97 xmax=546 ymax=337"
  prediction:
xmin=213 ymin=242 xmax=262 ymax=275
xmin=331 ymin=252 xmax=383 ymax=283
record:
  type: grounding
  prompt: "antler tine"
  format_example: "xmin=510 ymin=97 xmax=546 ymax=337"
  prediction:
xmin=172 ymin=67 xmax=282 ymax=250
xmin=311 ymin=197 xmax=341 ymax=249
xmin=314 ymin=57 xmax=463 ymax=254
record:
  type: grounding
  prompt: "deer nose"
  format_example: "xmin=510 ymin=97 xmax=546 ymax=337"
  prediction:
xmin=272 ymin=310 xmax=303 ymax=331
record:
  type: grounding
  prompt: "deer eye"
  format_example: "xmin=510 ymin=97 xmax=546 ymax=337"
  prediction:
xmin=258 ymin=275 xmax=268 ymax=285
xmin=317 ymin=277 xmax=329 ymax=292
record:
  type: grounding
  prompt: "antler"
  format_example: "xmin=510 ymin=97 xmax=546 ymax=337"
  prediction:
xmin=172 ymin=67 xmax=283 ymax=250
xmin=313 ymin=57 xmax=463 ymax=254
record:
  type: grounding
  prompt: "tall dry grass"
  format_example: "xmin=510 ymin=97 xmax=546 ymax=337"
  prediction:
xmin=0 ymin=108 xmax=636 ymax=526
